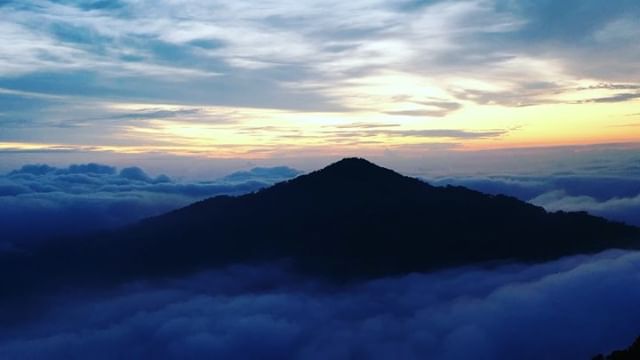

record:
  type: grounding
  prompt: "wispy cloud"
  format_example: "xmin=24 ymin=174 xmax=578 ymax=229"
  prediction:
xmin=579 ymin=92 xmax=640 ymax=104
xmin=2 ymin=0 xmax=638 ymax=108
xmin=332 ymin=122 xmax=402 ymax=129
xmin=0 ymin=0 xmax=639 ymax=156
xmin=339 ymin=128 xmax=509 ymax=139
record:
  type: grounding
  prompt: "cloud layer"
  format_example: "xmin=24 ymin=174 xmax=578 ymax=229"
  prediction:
xmin=1 ymin=250 xmax=639 ymax=359
xmin=429 ymin=165 xmax=640 ymax=227
xmin=0 ymin=163 xmax=300 ymax=247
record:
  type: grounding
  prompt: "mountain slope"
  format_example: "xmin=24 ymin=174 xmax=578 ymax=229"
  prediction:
xmin=2 ymin=158 xmax=639 ymax=314
xmin=118 ymin=157 xmax=639 ymax=276
xmin=593 ymin=336 xmax=640 ymax=360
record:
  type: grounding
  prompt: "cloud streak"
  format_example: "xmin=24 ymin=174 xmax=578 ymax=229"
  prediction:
xmin=327 ymin=128 xmax=509 ymax=140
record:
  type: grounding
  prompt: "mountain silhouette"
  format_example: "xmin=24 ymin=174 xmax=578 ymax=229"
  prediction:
xmin=2 ymin=158 xmax=639 ymax=320
xmin=593 ymin=336 xmax=640 ymax=360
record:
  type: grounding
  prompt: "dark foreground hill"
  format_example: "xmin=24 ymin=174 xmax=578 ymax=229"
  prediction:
xmin=2 ymin=158 xmax=639 ymax=316
xmin=593 ymin=336 xmax=640 ymax=360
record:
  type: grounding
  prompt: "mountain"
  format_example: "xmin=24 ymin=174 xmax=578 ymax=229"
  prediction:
xmin=593 ymin=336 xmax=640 ymax=360
xmin=2 ymin=158 xmax=639 ymax=318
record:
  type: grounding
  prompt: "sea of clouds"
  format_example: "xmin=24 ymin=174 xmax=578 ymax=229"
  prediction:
xmin=3 ymin=159 xmax=640 ymax=253
xmin=0 ymin=163 xmax=300 ymax=249
xmin=430 ymin=174 xmax=640 ymax=227
xmin=0 ymin=250 xmax=639 ymax=359
xmin=2 ymin=159 xmax=640 ymax=359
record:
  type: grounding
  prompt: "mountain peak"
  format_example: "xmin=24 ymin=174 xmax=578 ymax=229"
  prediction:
xmin=306 ymin=157 xmax=404 ymax=183
xmin=329 ymin=157 xmax=375 ymax=167
xmin=322 ymin=157 xmax=384 ymax=173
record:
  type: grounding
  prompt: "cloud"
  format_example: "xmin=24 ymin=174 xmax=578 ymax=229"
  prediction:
xmin=330 ymin=129 xmax=508 ymax=140
xmin=385 ymin=100 xmax=463 ymax=117
xmin=530 ymin=191 xmax=640 ymax=227
xmin=333 ymin=123 xmax=402 ymax=129
xmin=0 ymin=0 xmax=342 ymax=111
xmin=429 ymin=171 xmax=640 ymax=226
xmin=0 ymin=250 xmax=639 ymax=359
xmin=413 ymin=144 xmax=640 ymax=227
xmin=385 ymin=109 xmax=457 ymax=118
xmin=119 ymin=166 xmax=169 ymax=183
xmin=580 ymin=83 xmax=640 ymax=90
xmin=389 ymin=129 xmax=507 ymax=139
xmin=1 ymin=0 xmax=637 ymax=111
xmin=51 ymin=108 xmax=211 ymax=127
xmin=220 ymin=166 xmax=301 ymax=184
xmin=581 ymin=92 xmax=640 ymax=104
xmin=0 ymin=0 xmax=638 ymax=156
xmin=0 ymin=162 xmax=300 ymax=247
xmin=493 ymin=0 xmax=640 ymax=79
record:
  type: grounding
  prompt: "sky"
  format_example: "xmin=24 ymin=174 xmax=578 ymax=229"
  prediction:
xmin=1 ymin=0 xmax=639 ymax=166
xmin=2 ymin=3 xmax=640 ymax=357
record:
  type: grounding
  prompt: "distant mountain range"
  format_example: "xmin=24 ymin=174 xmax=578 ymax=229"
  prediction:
xmin=2 ymin=158 xmax=639 ymax=321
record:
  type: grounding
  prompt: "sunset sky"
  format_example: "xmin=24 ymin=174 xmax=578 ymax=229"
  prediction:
xmin=1 ymin=0 xmax=639 ymax=169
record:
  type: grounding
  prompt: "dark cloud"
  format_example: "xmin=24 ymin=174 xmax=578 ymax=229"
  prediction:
xmin=0 ymin=163 xmax=300 ymax=247
xmin=497 ymin=0 xmax=640 ymax=42
xmin=386 ymin=142 xmax=462 ymax=153
xmin=0 ymin=69 xmax=345 ymax=114
xmin=0 ymin=147 xmax=93 ymax=154
xmin=414 ymin=100 xmax=462 ymax=110
xmin=324 ymin=128 xmax=508 ymax=141
xmin=333 ymin=123 xmax=401 ymax=129
xmin=9 ymin=163 xmax=58 ymax=175
xmin=581 ymin=92 xmax=640 ymax=104
xmin=119 ymin=166 xmax=169 ymax=183
xmin=381 ymin=129 xmax=507 ymax=139
xmin=385 ymin=109 xmax=457 ymax=118
xmin=220 ymin=166 xmax=300 ymax=183
xmin=103 ymin=108 xmax=206 ymax=121
xmin=580 ymin=83 xmax=640 ymax=90
xmin=46 ymin=0 xmax=127 ymax=11
xmin=449 ymin=83 xmax=640 ymax=108
xmin=450 ymin=88 xmax=544 ymax=107
xmin=385 ymin=100 xmax=462 ymax=117
xmin=0 ymin=251 xmax=639 ymax=359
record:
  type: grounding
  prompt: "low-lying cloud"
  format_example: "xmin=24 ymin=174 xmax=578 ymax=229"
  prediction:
xmin=0 ymin=250 xmax=639 ymax=359
xmin=530 ymin=191 xmax=640 ymax=227
xmin=430 ymin=174 xmax=640 ymax=226
xmin=0 ymin=163 xmax=300 ymax=247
